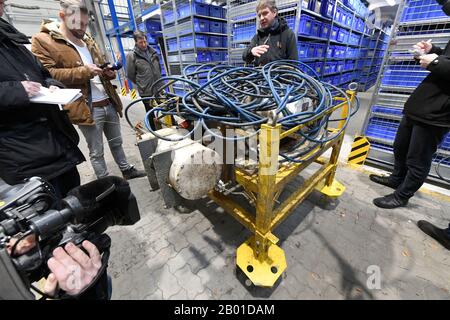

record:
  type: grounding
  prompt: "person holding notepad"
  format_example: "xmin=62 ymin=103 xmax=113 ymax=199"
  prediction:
xmin=0 ymin=8 xmax=85 ymax=197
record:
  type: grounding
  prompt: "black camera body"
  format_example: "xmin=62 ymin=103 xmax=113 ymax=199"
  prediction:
xmin=0 ymin=176 xmax=140 ymax=299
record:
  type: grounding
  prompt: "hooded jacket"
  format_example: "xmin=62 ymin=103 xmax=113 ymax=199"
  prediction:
xmin=242 ymin=17 xmax=298 ymax=66
xmin=31 ymin=21 xmax=123 ymax=126
xmin=0 ymin=18 xmax=85 ymax=185
xmin=126 ymin=45 xmax=161 ymax=97
xmin=403 ymin=42 xmax=450 ymax=127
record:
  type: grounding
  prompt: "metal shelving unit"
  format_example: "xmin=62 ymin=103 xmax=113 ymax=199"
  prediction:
xmin=358 ymin=26 xmax=390 ymax=91
xmin=98 ymin=0 xmax=165 ymax=89
xmin=227 ymin=0 xmax=379 ymax=91
xmin=159 ymin=0 xmax=228 ymax=91
xmin=362 ymin=0 xmax=450 ymax=185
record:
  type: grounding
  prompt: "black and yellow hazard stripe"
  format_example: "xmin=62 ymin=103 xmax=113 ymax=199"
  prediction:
xmin=121 ymin=87 xmax=127 ymax=96
xmin=347 ymin=136 xmax=370 ymax=166
xmin=131 ymin=89 xmax=137 ymax=100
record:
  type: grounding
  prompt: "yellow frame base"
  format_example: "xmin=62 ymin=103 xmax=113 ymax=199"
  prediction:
xmin=236 ymin=236 xmax=287 ymax=288
xmin=209 ymin=91 xmax=356 ymax=288
xmin=315 ymin=179 xmax=346 ymax=198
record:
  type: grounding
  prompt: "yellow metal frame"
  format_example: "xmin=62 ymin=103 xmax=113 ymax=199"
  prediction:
xmin=208 ymin=90 xmax=356 ymax=287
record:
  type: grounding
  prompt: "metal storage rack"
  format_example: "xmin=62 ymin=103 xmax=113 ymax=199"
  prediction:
xmin=227 ymin=0 xmax=379 ymax=91
xmin=98 ymin=0 xmax=165 ymax=89
xmin=358 ymin=26 xmax=390 ymax=91
xmin=362 ymin=0 xmax=450 ymax=184
xmin=159 ymin=0 xmax=228 ymax=93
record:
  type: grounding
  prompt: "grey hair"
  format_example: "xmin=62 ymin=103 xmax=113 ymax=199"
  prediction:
xmin=59 ymin=0 xmax=88 ymax=14
xmin=256 ymin=0 xmax=278 ymax=13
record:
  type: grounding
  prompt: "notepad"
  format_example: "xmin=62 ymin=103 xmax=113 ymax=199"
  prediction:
xmin=30 ymin=87 xmax=83 ymax=105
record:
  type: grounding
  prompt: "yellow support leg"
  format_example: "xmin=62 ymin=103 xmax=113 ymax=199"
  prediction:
xmin=236 ymin=124 xmax=287 ymax=287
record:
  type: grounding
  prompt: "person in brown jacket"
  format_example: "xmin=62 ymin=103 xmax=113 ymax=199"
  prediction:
xmin=31 ymin=0 xmax=145 ymax=180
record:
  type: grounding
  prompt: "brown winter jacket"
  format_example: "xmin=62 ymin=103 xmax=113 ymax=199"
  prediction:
xmin=31 ymin=21 xmax=123 ymax=125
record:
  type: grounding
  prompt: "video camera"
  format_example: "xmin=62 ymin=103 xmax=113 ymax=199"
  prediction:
xmin=0 ymin=176 xmax=140 ymax=299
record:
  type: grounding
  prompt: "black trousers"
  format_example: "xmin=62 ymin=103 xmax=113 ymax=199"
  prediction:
xmin=390 ymin=116 xmax=449 ymax=200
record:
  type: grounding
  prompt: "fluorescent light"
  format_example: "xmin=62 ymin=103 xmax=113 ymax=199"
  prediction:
xmin=386 ymin=0 xmax=396 ymax=6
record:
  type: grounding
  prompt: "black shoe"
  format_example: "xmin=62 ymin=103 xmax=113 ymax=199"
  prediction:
xmin=417 ymin=220 xmax=450 ymax=251
xmin=122 ymin=166 xmax=146 ymax=180
xmin=373 ymin=193 xmax=408 ymax=209
xmin=369 ymin=174 xmax=400 ymax=189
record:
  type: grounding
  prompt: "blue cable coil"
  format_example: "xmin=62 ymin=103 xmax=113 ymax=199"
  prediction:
xmin=125 ymin=61 xmax=359 ymax=164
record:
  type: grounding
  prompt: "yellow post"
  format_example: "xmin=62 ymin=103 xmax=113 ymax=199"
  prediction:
xmin=315 ymin=91 xmax=354 ymax=197
xmin=236 ymin=124 xmax=287 ymax=287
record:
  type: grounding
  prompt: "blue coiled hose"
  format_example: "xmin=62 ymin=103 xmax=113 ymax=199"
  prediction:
xmin=125 ymin=60 xmax=359 ymax=163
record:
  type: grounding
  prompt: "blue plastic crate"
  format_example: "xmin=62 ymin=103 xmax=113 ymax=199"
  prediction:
xmin=209 ymin=36 xmax=222 ymax=47
xmin=307 ymin=43 xmax=316 ymax=57
xmin=222 ymin=37 xmax=227 ymax=47
xmin=337 ymin=28 xmax=349 ymax=42
xmin=178 ymin=1 xmax=209 ymax=19
xmin=298 ymin=15 xmax=314 ymax=35
xmin=180 ymin=34 xmax=208 ymax=49
xmin=210 ymin=21 xmax=222 ymax=33
xmin=284 ymin=15 xmax=296 ymax=30
xmin=167 ymin=39 xmax=178 ymax=51
xmin=320 ymin=23 xmax=330 ymax=38
xmin=330 ymin=25 xmax=339 ymax=41
xmin=297 ymin=42 xmax=309 ymax=58
xmin=210 ymin=51 xmax=222 ymax=61
xmin=326 ymin=45 xmax=335 ymax=58
xmin=163 ymin=10 xmax=175 ymax=24
xmin=320 ymin=0 xmax=335 ymax=18
xmin=315 ymin=43 xmax=326 ymax=57
xmin=314 ymin=61 xmax=323 ymax=74
xmin=336 ymin=61 xmax=345 ymax=72
xmin=146 ymin=20 xmax=161 ymax=32
xmin=194 ymin=18 xmax=209 ymax=32
xmin=210 ymin=5 xmax=225 ymax=18
xmin=311 ymin=20 xmax=322 ymax=37
xmin=334 ymin=6 xmax=343 ymax=23
xmin=146 ymin=34 xmax=158 ymax=44
xmin=222 ymin=22 xmax=227 ymax=34
xmin=197 ymin=51 xmax=211 ymax=62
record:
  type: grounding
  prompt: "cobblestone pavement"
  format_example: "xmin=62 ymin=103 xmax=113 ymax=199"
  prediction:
xmin=74 ymin=97 xmax=450 ymax=300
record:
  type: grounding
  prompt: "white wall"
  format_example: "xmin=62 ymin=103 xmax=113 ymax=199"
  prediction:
xmin=4 ymin=0 xmax=61 ymax=37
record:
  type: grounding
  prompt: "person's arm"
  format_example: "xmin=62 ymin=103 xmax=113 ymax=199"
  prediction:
xmin=286 ymin=30 xmax=298 ymax=61
xmin=32 ymin=54 xmax=66 ymax=89
xmin=126 ymin=53 xmax=137 ymax=84
xmin=426 ymin=55 xmax=450 ymax=81
xmin=31 ymin=35 xmax=95 ymax=86
xmin=429 ymin=44 xmax=444 ymax=55
xmin=242 ymin=34 xmax=259 ymax=64
xmin=0 ymin=81 xmax=31 ymax=110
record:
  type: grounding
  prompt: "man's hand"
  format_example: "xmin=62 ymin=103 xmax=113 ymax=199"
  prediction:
xmin=251 ymin=45 xmax=269 ymax=58
xmin=21 ymin=81 xmax=42 ymax=98
xmin=48 ymin=85 xmax=60 ymax=93
xmin=413 ymin=40 xmax=433 ymax=55
xmin=85 ymin=64 xmax=103 ymax=77
xmin=44 ymin=241 xmax=102 ymax=297
xmin=419 ymin=53 xmax=439 ymax=69
xmin=6 ymin=234 xmax=37 ymax=256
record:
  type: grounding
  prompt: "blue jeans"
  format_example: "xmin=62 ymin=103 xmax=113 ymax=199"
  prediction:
xmin=79 ymin=105 xmax=131 ymax=178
